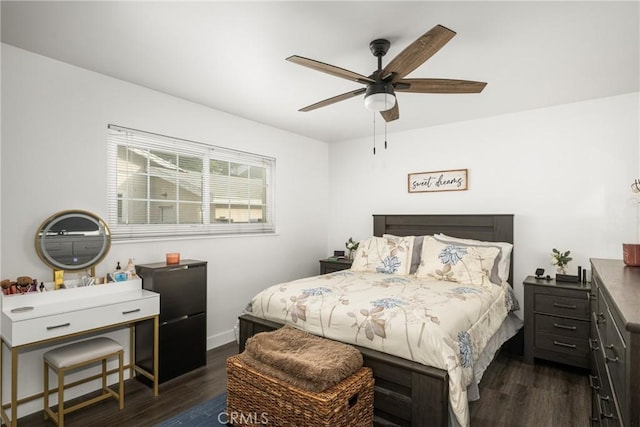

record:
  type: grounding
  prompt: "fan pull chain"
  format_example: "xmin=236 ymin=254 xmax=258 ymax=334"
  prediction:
xmin=372 ymin=112 xmax=376 ymax=155
xmin=385 ymin=120 xmax=388 ymax=149
xmin=384 ymin=93 xmax=388 ymax=150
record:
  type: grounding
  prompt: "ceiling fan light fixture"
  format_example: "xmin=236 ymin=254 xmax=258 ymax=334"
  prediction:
xmin=364 ymin=83 xmax=396 ymax=112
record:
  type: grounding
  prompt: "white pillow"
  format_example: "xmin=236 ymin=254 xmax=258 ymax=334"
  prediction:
xmin=437 ymin=233 xmax=513 ymax=283
xmin=416 ymin=236 xmax=501 ymax=286
xmin=351 ymin=235 xmax=414 ymax=275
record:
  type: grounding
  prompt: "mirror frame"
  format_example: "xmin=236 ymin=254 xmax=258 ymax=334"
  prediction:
xmin=34 ymin=210 xmax=111 ymax=272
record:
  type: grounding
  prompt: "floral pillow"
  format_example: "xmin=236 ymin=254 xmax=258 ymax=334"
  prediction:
xmin=383 ymin=234 xmax=424 ymax=274
xmin=351 ymin=236 xmax=414 ymax=275
xmin=416 ymin=236 xmax=501 ymax=285
xmin=433 ymin=235 xmax=502 ymax=285
xmin=437 ymin=233 xmax=513 ymax=283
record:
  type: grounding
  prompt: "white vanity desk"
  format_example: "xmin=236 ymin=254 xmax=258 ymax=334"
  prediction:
xmin=0 ymin=279 xmax=159 ymax=427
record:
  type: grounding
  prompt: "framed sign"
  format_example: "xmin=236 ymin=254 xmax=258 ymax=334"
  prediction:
xmin=408 ymin=169 xmax=468 ymax=193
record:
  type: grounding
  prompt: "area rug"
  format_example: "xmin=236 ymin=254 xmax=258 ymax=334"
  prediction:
xmin=155 ymin=393 xmax=227 ymax=427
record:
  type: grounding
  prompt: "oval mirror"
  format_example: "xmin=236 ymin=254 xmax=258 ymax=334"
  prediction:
xmin=35 ymin=210 xmax=111 ymax=271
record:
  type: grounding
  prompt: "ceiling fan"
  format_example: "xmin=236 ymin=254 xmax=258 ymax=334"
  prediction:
xmin=286 ymin=24 xmax=487 ymax=122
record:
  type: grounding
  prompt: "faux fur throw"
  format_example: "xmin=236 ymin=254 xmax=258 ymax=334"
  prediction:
xmin=240 ymin=325 xmax=363 ymax=392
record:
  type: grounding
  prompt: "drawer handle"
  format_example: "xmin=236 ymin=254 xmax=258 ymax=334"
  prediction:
xmin=167 ymin=266 xmax=189 ymax=272
xmin=553 ymin=302 xmax=577 ymax=310
xmin=553 ymin=340 xmax=577 ymax=349
xmin=588 ymin=375 xmax=600 ymax=391
xmin=589 ymin=338 xmax=600 ymax=352
xmin=598 ymin=395 xmax=616 ymax=420
xmin=553 ymin=323 xmax=577 ymax=331
xmin=604 ymin=345 xmax=619 ymax=363
xmin=122 ymin=308 xmax=141 ymax=315
xmin=46 ymin=322 xmax=71 ymax=330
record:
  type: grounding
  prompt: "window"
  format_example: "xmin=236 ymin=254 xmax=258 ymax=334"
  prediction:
xmin=107 ymin=125 xmax=275 ymax=239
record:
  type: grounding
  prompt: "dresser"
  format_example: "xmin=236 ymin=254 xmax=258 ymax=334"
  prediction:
xmin=136 ymin=260 xmax=207 ymax=384
xmin=523 ymin=275 xmax=591 ymax=369
xmin=590 ymin=259 xmax=640 ymax=427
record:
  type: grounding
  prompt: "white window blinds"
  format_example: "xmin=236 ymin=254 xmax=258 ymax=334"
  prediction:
xmin=107 ymin=125 xmax=275 ymax=239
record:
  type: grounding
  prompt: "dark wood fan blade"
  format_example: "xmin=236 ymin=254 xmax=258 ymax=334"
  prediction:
xmin=287 ymin=55 xmax=374 ymax=84
xmin=380 ymin=102 xmax=399 ymax=122
xmin=299 ymin=88 xmax=367 ymax=112
xmin=382 ymin=25 xmax=456 ymax=81
xmin=396 ymin=78 xmax=487 ymax=93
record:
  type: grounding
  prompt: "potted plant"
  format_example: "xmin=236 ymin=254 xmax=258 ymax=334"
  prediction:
xmin=551 ymin=248 xmax=572 ymax=275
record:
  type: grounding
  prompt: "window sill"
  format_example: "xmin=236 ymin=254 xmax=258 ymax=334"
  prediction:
xmin=111 ymin=232 xmax=279 ymax=245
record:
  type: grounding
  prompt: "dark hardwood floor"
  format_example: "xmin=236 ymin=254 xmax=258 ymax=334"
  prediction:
xmin=16 ymin=342 xmax=589 ymax=427
xmin=17 ymin=342 xmax=235 ymax=427
xmin=468 ymin=350 xmax=590 ymax=427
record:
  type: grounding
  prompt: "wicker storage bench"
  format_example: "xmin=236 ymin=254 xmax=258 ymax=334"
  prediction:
xmin=226 ymin=354 xmax=374 ymax=427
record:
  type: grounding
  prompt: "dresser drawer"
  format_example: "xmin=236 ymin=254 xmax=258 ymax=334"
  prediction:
xmin=6 ymin=296 xmax=159 ymax=346
xmin=594 ymin=286 xmax=609 ymax=343
xmin=593 ymin=334 xmax=623 ymax=426
xmin=604 ymin=306 xmax=627 ymax=416
xmin=535 ymin=313 xmax=589 ymax=339
xmin=535 ymin=331 xmax=589 ymax=359
xmin=595 ymin=375 xmax=623 ymax=426
xmin=534 ymin=293 xmax=590 ymax=320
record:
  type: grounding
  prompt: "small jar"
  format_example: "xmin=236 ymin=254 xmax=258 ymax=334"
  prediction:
xmin=166 ymin=253 xmax=180 ymax=265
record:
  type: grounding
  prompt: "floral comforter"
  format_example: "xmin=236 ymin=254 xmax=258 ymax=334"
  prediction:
xmin=248 ymin=270 xmax=519 ymax=427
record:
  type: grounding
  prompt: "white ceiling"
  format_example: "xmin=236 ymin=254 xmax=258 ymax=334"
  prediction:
xmin=2 ymin=1 xmax=639 ymax=143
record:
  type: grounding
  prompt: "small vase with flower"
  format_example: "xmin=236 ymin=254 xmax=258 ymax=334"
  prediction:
xmin=345 ymin=237 xmax=359 ymax=261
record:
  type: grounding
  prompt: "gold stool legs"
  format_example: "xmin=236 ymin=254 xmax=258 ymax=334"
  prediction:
xmin=43 ymin=360 xmax=49 ymax=420
xmin=56 ymin=368 xmax=64 ymax=427
xmin=42 ymin=349 xmax=124 ymax=426
xmin=118 ymin=351 xmax=124 ymax=410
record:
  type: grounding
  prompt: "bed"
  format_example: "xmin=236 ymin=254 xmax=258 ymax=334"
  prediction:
xmin=238 ymin=214 xmax=521 ymax=427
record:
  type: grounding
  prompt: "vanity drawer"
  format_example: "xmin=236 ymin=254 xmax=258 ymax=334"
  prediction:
xmin=535 ymin=293 xmax=590 ymax=320
xmin=535 ymin=314 xmax=589 ymax=339
xmin=6 ymin=296 xmax=159 ymax=346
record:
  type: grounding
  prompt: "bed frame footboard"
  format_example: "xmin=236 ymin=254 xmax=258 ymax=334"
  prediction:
xmin=238 ymin=314 xmax=449 ymax=427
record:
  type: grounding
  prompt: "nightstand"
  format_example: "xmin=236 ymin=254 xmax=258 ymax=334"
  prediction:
xmin=523 ymin=275 xmax=591 ymax=369
xmin=319 ymin=258 xmax=352 ymax=274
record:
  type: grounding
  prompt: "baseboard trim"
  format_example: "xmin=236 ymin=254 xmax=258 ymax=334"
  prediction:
xmin=207 ymin=329 xmax=236 ymax=350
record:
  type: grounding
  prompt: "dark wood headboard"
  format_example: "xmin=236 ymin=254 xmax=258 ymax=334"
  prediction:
xmin=373 ymin=214 xmax=514 ymax=284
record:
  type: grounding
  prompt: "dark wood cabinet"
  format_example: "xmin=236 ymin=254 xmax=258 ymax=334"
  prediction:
xmin=590 ymin=259 xmax=640 ymax=427
xmin=319 ymin=258 xmax=352 ymax=274
xmin=524 ymin=275 xmax=591 ymax=369
xmin=135 ymin=259 xmax=207 ymax=384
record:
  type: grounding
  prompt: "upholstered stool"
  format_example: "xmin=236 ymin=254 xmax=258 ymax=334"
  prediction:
xmin=43 ymin=337 xmax=124 ymax=427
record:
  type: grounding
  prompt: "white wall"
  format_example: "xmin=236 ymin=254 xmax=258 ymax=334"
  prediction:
xmin=327 ymin=92 xmax=640 ymax=313
xmin=1 ymin=44 xmax=329 ymax=414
